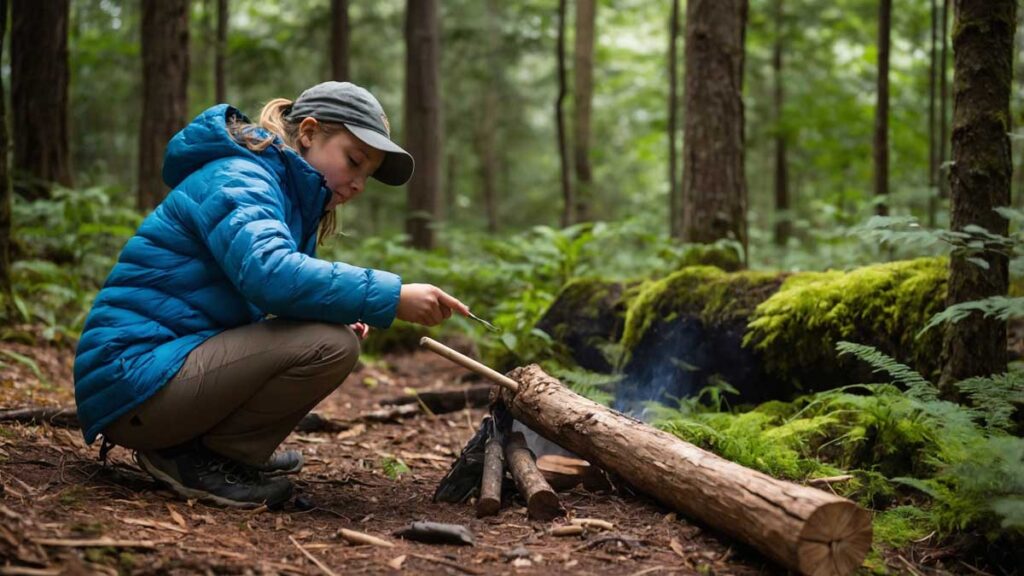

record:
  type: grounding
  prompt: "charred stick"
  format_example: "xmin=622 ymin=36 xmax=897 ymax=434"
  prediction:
xmin=476 ymin=420 xmax=506 ymax=517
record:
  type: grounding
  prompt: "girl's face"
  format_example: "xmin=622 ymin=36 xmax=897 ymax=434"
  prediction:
xmin=299 ymin=119 xmax=385 ymax=211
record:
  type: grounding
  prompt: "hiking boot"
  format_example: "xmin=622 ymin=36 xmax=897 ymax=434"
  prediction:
xmin=257 ymin=449 xmax=304 ymax=477
xmin=136 ymin=444 xmax=293 ymax=509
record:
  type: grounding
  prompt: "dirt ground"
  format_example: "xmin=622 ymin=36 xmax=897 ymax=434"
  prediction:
xmin=0 ymin=337 xmax=952 ymax=575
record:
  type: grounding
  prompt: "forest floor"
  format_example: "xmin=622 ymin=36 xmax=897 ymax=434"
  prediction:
xmin=1 ymin=335 xmax=955 ymax=575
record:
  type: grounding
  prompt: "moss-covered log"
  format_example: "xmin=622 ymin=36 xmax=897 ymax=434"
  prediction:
xmin=535 ymin=278 xmax=634 ymax=372
xmin=600 ymin=258 xmax=948 ymax=407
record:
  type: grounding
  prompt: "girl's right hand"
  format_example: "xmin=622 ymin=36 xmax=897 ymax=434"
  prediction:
xmin=396 ymin=284 xmax=470 ymax=327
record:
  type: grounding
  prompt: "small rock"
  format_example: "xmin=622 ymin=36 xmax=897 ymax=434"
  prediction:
xmin=511 ymin=558 xmax=532 ymax=568
xmin=503 ymin=546 xmax=531 ymax=561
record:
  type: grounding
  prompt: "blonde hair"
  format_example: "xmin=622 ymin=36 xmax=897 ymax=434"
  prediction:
xmin=227 ymin=98 xmax=348 ymax=245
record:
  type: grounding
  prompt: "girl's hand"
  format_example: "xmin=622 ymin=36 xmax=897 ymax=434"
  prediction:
xmin=350 ymin=322 xmax=370 ymax=340
xmin=396 ymin=284 xmax=470 ymax=327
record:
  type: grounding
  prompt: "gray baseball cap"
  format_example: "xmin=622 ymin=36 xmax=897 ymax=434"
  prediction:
xmin=286 ymin=81 xmax=414 ymax=186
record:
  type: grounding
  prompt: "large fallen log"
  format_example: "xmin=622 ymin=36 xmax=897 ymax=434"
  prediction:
xmin=501 ymin=364 xmax=871 ymax=576
xmin=417 ymin=338 xmax=871 ymax=576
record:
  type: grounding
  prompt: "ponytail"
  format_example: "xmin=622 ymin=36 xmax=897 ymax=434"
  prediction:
xmin=226 ymin=98 xmax=340 ymax=246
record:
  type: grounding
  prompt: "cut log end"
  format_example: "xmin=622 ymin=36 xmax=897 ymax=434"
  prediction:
xmin=797 ymin=502 xmax=873 ymax=576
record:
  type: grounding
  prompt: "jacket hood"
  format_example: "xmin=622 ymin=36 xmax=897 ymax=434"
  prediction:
xmin=162 ymin=105 xmax=329 ymax=225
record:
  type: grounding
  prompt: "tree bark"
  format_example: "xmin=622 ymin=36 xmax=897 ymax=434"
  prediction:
xmin=404 ymin=0 xmax=442 ymax=250
xmin=772 ymin=0 xmax=790 ymax=246
xmin=938 ymin=0 xmax=950 ymax=199
xmin=479 ymin=0 xmax=500 ymax=234
xmin=939 ymin=0 xmax=1016 ymax=391
xmin=215 ymin=0 xmax=227 ymax=103
xmin=331 ymin=0 xmax=349 ymax=81
xmin=668 ymin=0 xmax=682 ymax=239
xmin=0 ymin=0 xmax=11 ymax=304
xmin=138 ymin=0 xmax=190 ymax=211
xmin=873 ymin=0 xmax=891 ymax=216
xmin=573 ymin=0 xmax=596 ymax=223
xmin=928 ymin=0 xmax=938 ymax=226
xmin=556 ymin=0 xmax=573 ymax=228
xmin=11 ymin=0 xmax=72 ymax=200
xmin=681 ymin=0 xmax=749 ymax=263
xmin=504 ymin=430 xmax=562 ymax=521
xmin=501 ymin=365 xmax=872 ymax=576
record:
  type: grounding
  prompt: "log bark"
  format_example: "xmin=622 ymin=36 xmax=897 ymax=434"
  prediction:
xmin=476 ymin=418 xmax=505 ymax=517
xmin=504 ymin=431 xmax=562 ymax=521
xmin=500 ymin=365 xmax=871 ymax=576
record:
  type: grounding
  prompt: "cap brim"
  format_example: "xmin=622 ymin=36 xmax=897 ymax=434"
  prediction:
xmin=345 ymin=124 xmax=415 ymax=186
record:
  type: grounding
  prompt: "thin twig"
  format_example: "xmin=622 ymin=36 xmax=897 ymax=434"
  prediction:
xmin=897 ymin=555 xmax=925 ymax=576
xmin=33 ymin=537 xmax=165 ymax=548
xmin=409 ymin=553 xmax=485 ymax=575
xmin=289 ymin=535 xmax=338 ymax=576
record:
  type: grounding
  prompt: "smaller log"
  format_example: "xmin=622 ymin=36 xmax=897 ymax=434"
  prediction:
xmin=0 ymin=406 xmax=78 ymax=428
xmin=381 ymin=385 xmax=493 ymax=414
xmin=476 ymin=419 xmax=506 ymax=517
xmin=505 ymin=431 xmax=562 ymax=521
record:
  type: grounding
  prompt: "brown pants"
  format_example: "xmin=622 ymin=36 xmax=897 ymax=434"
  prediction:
xmin=104 ymin=319 xmax=359 ymax=466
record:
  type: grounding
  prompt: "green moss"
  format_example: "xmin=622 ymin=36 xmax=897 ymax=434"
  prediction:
xmin=676 ymin=243 xmax=743 ymax=272
xmin=873 ymin=506 xmax=934 ymax=547
xmin=621 ymin=266 xmax=783 ymax=353
xmin=743 ymin=257 xmax=948 ymax=382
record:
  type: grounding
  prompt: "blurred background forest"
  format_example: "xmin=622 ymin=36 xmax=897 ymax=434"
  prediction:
xmin=2 ymin=1 xmax=1024 ymax=571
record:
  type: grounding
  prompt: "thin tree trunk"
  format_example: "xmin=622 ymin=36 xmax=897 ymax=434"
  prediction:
xmin=556 ymin=0 xmax=573 ymax=228
xmin=939 ymin=0 xmax=1016 ymax=391
xmin=873 ymin=0 xmax=891 ymax=216
xmin=772 ymin=0 xmax=790 ymax=246
xmin=479 ymin=0 xmax=500 ymax=234
xmin=668 ymin=0 xmax=681 ymax=239
xmin=0 ymin=0 xmax=11 ymax=306
xmin=573 ymin=0 xmax=596 ymax=223
xmin=331 ymin=0 xmax=349 ymax=81
xmin=404 ymin=0 xmax=442 ymax=250
xmin=681 ymin=0 xmax=749 ymax=264
xmin=928 ymin=0 xmax=938 ymax=226
xmin=11 ymin=0 xmax=72 ymax=200
xmin=215 ymin=0 xmax=227 ymax=103
xmin=138 ymin=0 xmax=189 ymax=211
xmin=938 ymin=0 xmax=950 ymax=199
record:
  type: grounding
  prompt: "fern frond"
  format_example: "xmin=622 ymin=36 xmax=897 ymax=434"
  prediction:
xmin=836 ymin=341 xmax=937 ymax=401
xmin=955 ymin=372 xmax=1024 ymax=432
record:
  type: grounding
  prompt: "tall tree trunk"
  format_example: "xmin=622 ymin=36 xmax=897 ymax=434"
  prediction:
xmin=138 ymin=0 xmax=189 ymax=211
xmin=573 ymin=0 xmax=596 ymax=223
xmin=0 ymin=0 xmax=11 ymax=306
xmin=681 ymin=0 xmax=749 ymax=263
xmin=938 ymin=0 xmax=950 ymax=199
xmin=928 ymin=0 xmax=938 ymax=226
xmin=873 ymin=0 xmax=891 ymax=216
xmin=11 ymin=0 xmax=72 ymax=200
xmin=939 ymin=0 xmax=1016 ymax=391
xmin=216 ymin=0 xmax=227 ymax=103
xmin=479 ymin=0 xmax=500 ymax=234
xmin=331 ymin=0 xmax=349 ymax=81
xmin=772 ymin=0 xmax=789 ymax=246
xmin=556 ymin=0 xmax=573 ymax=228
xmin=668 ymin=0 xmax=681 ymax=239
xmin=404 ymin=0 xmax=442 ymax=250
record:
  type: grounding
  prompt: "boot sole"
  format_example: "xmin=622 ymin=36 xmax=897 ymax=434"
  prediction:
xmin=137 ymin=452 xmax=292 ymax=509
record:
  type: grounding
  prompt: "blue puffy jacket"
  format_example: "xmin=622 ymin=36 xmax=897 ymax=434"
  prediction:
xmin=73 ymin=104 xmax=402 ymax=444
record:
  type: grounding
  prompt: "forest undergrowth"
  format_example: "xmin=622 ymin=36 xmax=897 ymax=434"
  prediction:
xmin=3 ymin=186 xmax=1023 ymax=572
